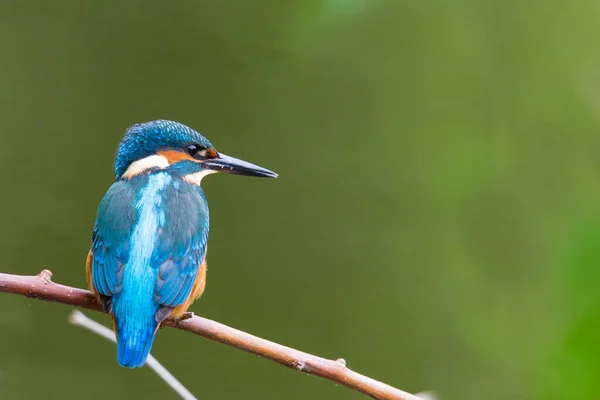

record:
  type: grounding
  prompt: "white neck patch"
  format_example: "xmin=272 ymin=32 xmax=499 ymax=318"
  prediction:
xmin=183 ymin=169 xmax=217 ymax=186
xmin=122 ymin=155 xmax=170 ymax=179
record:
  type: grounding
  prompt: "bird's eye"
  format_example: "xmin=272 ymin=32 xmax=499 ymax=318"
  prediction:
xmin=185 ymin=144 xmax=199 ymax=157
xmin=186 ymin=144 xmax=208 ymax=159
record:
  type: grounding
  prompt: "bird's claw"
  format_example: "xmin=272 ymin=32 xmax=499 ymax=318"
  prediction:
xmin=177 ymin=312 xmax=194 ymax=322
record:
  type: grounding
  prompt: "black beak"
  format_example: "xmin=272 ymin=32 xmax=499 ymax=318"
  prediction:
xmin=203 ymin=153 xmax=278 ymax=178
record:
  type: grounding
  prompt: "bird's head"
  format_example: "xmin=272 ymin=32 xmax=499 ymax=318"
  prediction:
xmin=114 ymin=120 xmax=277 ymax=184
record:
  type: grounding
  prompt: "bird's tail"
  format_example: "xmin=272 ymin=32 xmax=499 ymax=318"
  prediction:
xmin=116 ymin=317 xmax=158 ymax=368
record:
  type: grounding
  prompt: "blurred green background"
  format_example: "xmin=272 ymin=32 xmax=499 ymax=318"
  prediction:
xmin=1 ymin=1 xmax=599 ymax=399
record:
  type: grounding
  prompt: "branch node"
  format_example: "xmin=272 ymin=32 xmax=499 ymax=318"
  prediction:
xmin=294 ymin=359 xmax=307 ymax=371
xmin=38 ymin=269 xmax=53 ymax=283
xmin=336 ymin=358 xmax=347 ymax=367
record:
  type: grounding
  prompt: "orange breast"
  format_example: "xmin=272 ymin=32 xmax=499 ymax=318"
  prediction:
xmin=86 ymin=250 xmax=98 ymax=295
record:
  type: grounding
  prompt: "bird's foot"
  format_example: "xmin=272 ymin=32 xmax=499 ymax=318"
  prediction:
xmin=177 ymin=312 xmax=195 ymax=323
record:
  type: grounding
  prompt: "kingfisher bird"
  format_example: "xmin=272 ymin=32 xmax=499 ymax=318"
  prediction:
xmin=86 ymin=120 xmax=277 ymax=368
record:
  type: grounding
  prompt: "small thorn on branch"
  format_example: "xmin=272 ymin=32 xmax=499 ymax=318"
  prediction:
xmin=336 ymin=358 xmax=347 ymax=367
xmin=38 ymin=269 xmax=53 ymax=283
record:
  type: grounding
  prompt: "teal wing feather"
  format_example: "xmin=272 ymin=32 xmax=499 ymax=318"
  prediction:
xmin=91 ymin=180 xmax=137 ymax=303
xmin=151 ymin=181 xmax=209 ymax=309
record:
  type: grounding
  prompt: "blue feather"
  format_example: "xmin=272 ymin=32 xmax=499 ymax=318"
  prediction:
xmin=91 ymin=181 xmax=137 ymax=297
xmin=113 ymin=173 xmax=170 ymax=368
xmin=117 ymin=321 xmax=156 ymax=368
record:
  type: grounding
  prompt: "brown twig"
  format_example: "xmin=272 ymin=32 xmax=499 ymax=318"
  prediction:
xmin=0 ymin=270 xmax=421 ymax=400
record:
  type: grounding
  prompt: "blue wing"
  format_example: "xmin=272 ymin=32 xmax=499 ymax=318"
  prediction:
xmin=91 ymin=180 xmax=137 ymax=304
xmin=151 ymin=180 xmax=209 ymax=309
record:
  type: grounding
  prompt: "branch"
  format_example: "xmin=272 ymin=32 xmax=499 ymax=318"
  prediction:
xmin=0 ymin=270 xmax=422 ymax=400
xmin=69 ymin=310 xmax=197 ymax=400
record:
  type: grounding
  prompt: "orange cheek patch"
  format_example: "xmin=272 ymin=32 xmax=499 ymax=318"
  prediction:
xmin=158 ymin=150 xmax=195 ymax=164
